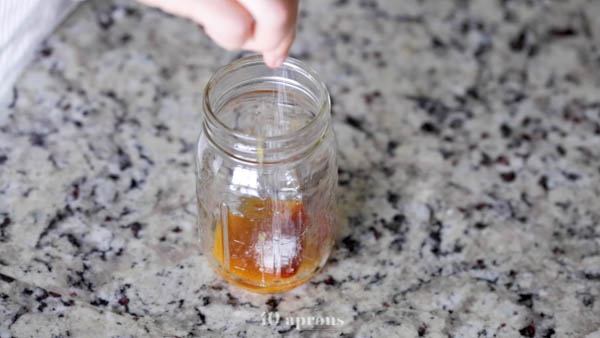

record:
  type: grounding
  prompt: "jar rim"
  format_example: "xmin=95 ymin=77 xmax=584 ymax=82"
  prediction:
xmin=203 ymin=55 xmax=330 ymax=144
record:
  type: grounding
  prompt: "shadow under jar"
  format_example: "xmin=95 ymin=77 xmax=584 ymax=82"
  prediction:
xmin=196 ymin=55 xmax=337 ymax=293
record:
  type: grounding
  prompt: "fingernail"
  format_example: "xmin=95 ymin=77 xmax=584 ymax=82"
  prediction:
xmin=273 ymin=56 xmax=285 ymax=68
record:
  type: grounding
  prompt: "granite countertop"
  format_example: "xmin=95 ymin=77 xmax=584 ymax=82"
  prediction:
xmin=1 ymin=0 xmax=600 ymax=337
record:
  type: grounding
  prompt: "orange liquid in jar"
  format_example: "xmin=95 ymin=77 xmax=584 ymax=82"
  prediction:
xmin=212 ymin=197 xmax=328 ymax=293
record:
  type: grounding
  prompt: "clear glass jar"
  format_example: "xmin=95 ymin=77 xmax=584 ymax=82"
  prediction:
xmin=196 ymin=55 xmax=337 ymax=293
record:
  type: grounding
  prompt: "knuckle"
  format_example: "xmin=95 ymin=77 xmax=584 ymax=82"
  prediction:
xmin=214 ymin=35 xmax=244 ymax=51
xmin=228 ymin=19 xmax=253 ymax=44
xmin=208 ymin=20 xmax=252 ymax=50
xmin=269 ymin=2 xmax=291 ymax=27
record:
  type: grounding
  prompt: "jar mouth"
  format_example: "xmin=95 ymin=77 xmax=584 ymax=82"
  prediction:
xmin=203 ymin=55 xmax=330 ymax=145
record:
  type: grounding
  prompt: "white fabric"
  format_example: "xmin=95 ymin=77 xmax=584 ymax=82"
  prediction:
xmin=0 ymin=0 xmax=80 ymax=106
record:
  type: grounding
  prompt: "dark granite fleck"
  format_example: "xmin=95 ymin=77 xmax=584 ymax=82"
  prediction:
xmin=345 ymin=116 xmax=366 ymax=133
xmin=119 ymin=297 xmax=130 ymax=306
xmin=420 ymin=121 xmax=439 ymax=134
xmin=37 ymin=302 xmax=48 ymax=312
xmin=518 ymin=293 xmax=534 ymax=308
xmin=120 ymin=33 xmax=132 ymax=44
xmin=29 ymin=133 xmax=45 ymax=147
xmin=386 ymin=191 xmax=399 ymax=206
xmin=117 ymin=147 xmax=132 ymax=171
xmin=473 ymin=259 xmax=486 ymax=270
xmin=538 ymin=175 xmax=549 ymax=191
xmin=580 ymin=294 xmax=594 ymax=308
xmin=548 ymin=27 xmax=577 ymax=38
xmin=543 ymin=328 xmax=556 ymax=338
xmin=97 ymin=12 xmax=114 ymax=30
xmin=382 ymin=214 xmax=405 ymax=234
xmin=474 ymin=222 xmax=488 ymax=230
xmin=226 ymin=293 xmax=239 ymax=306
xmin=510 ymin=29 xmax=527 ymax=52
xmin=431 ymin=36 xmax=446 ymax=49
xmin=265 ymin=297 xmax=281 ymax=312
xmin=496 ymin=155 xmax=510 ymax=166
xmin=480 ymin=152 xmax=493 ymax=166
xmin=406 ymin=95 xmax=450 ymax=120
xmin=91 ymin=298 xmax=109 ymax=307
xmin=519 ymin=323 xmax=536 ymax=337
xmin=7 ymin=87 xmax=18 ymax=108
xmin=389 ymin=237 xmax=404 ymax=252
xmin=0 ymin=214 xmax=11 ymax=242
xmin=563 ymin=172 xmax=580 ymax=181
xmin=500 ymin=124 xmax=512 ymax=138
xmin=582 ymin=272 xmax=600 ymax=281
xmin=341 ymin=235 xmax=360 ymax=255
xmin=39 ymin=46 xmax=53 ymax=57
xmin=123 ymin=222 xmax=143 ymax=238
xmin=323 ymin=276 xmax=337 ymax=286
xmin=500 ymin=172 xmax=516 ymax=182
xmin=368 ymin=226 xmax=382 ymax=240
xmin=195 ymin=308 xmax=206 ymax=326
xmin=35 ymin=205 xmax=74 ymax=248
xmin=0 ymin=273 xmax=15 ymax=283
xmin=427 ymin=218 xmax=443 ymax=256
xmin=387 ymin=140 xmax=399 ymax=155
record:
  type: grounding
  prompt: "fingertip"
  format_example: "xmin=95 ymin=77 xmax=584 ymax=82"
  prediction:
xmin=262 ymin=31 xmax=295 ymax=68
xmin=263 ymin=54 xmax=286 ymax=68
xmin=273 ymin=56 xmax=286 ymax=68
xmin=194 ymin=0 xmax=255 ymax=51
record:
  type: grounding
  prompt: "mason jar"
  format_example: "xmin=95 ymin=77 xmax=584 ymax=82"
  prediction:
xmin=196 ymin=55 xmax=337 ymax=293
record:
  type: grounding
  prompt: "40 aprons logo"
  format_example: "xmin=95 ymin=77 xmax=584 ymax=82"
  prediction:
xmin=261 ymin=312 xmax=345 ymax=330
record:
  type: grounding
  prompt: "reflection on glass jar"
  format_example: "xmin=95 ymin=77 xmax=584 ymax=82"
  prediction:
xmin=196 ymin=55 xmax=337 ymax=293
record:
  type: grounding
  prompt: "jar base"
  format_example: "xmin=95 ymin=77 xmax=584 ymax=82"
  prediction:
xmin=208 ymin=259 xmax=328 ymax=294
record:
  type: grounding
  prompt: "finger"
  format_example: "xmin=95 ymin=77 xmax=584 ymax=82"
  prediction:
xmin=199 ymin=0 xmax=255 ymax=50
xmin=237 ymin=0 xmax=299 ymax=52
xmin=263 ymin=30 xmax=296 ymax=68
xmin=137 ymin=0 xmax=254 ymax=50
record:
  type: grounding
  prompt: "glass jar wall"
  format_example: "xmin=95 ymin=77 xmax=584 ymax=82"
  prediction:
xmin=195 ymin=55 xmax=337 ymax=293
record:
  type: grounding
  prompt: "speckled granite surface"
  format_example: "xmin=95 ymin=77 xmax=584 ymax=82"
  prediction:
xmin=1 ymin=0 xmax=600 ymax=337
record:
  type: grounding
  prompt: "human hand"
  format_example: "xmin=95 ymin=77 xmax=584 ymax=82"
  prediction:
xmin=136 ymin=0 xmax=299 ymax=68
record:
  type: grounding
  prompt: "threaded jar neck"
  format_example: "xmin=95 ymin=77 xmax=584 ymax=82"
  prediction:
xmin=202 ymin=55 xmax=331 ymax=164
